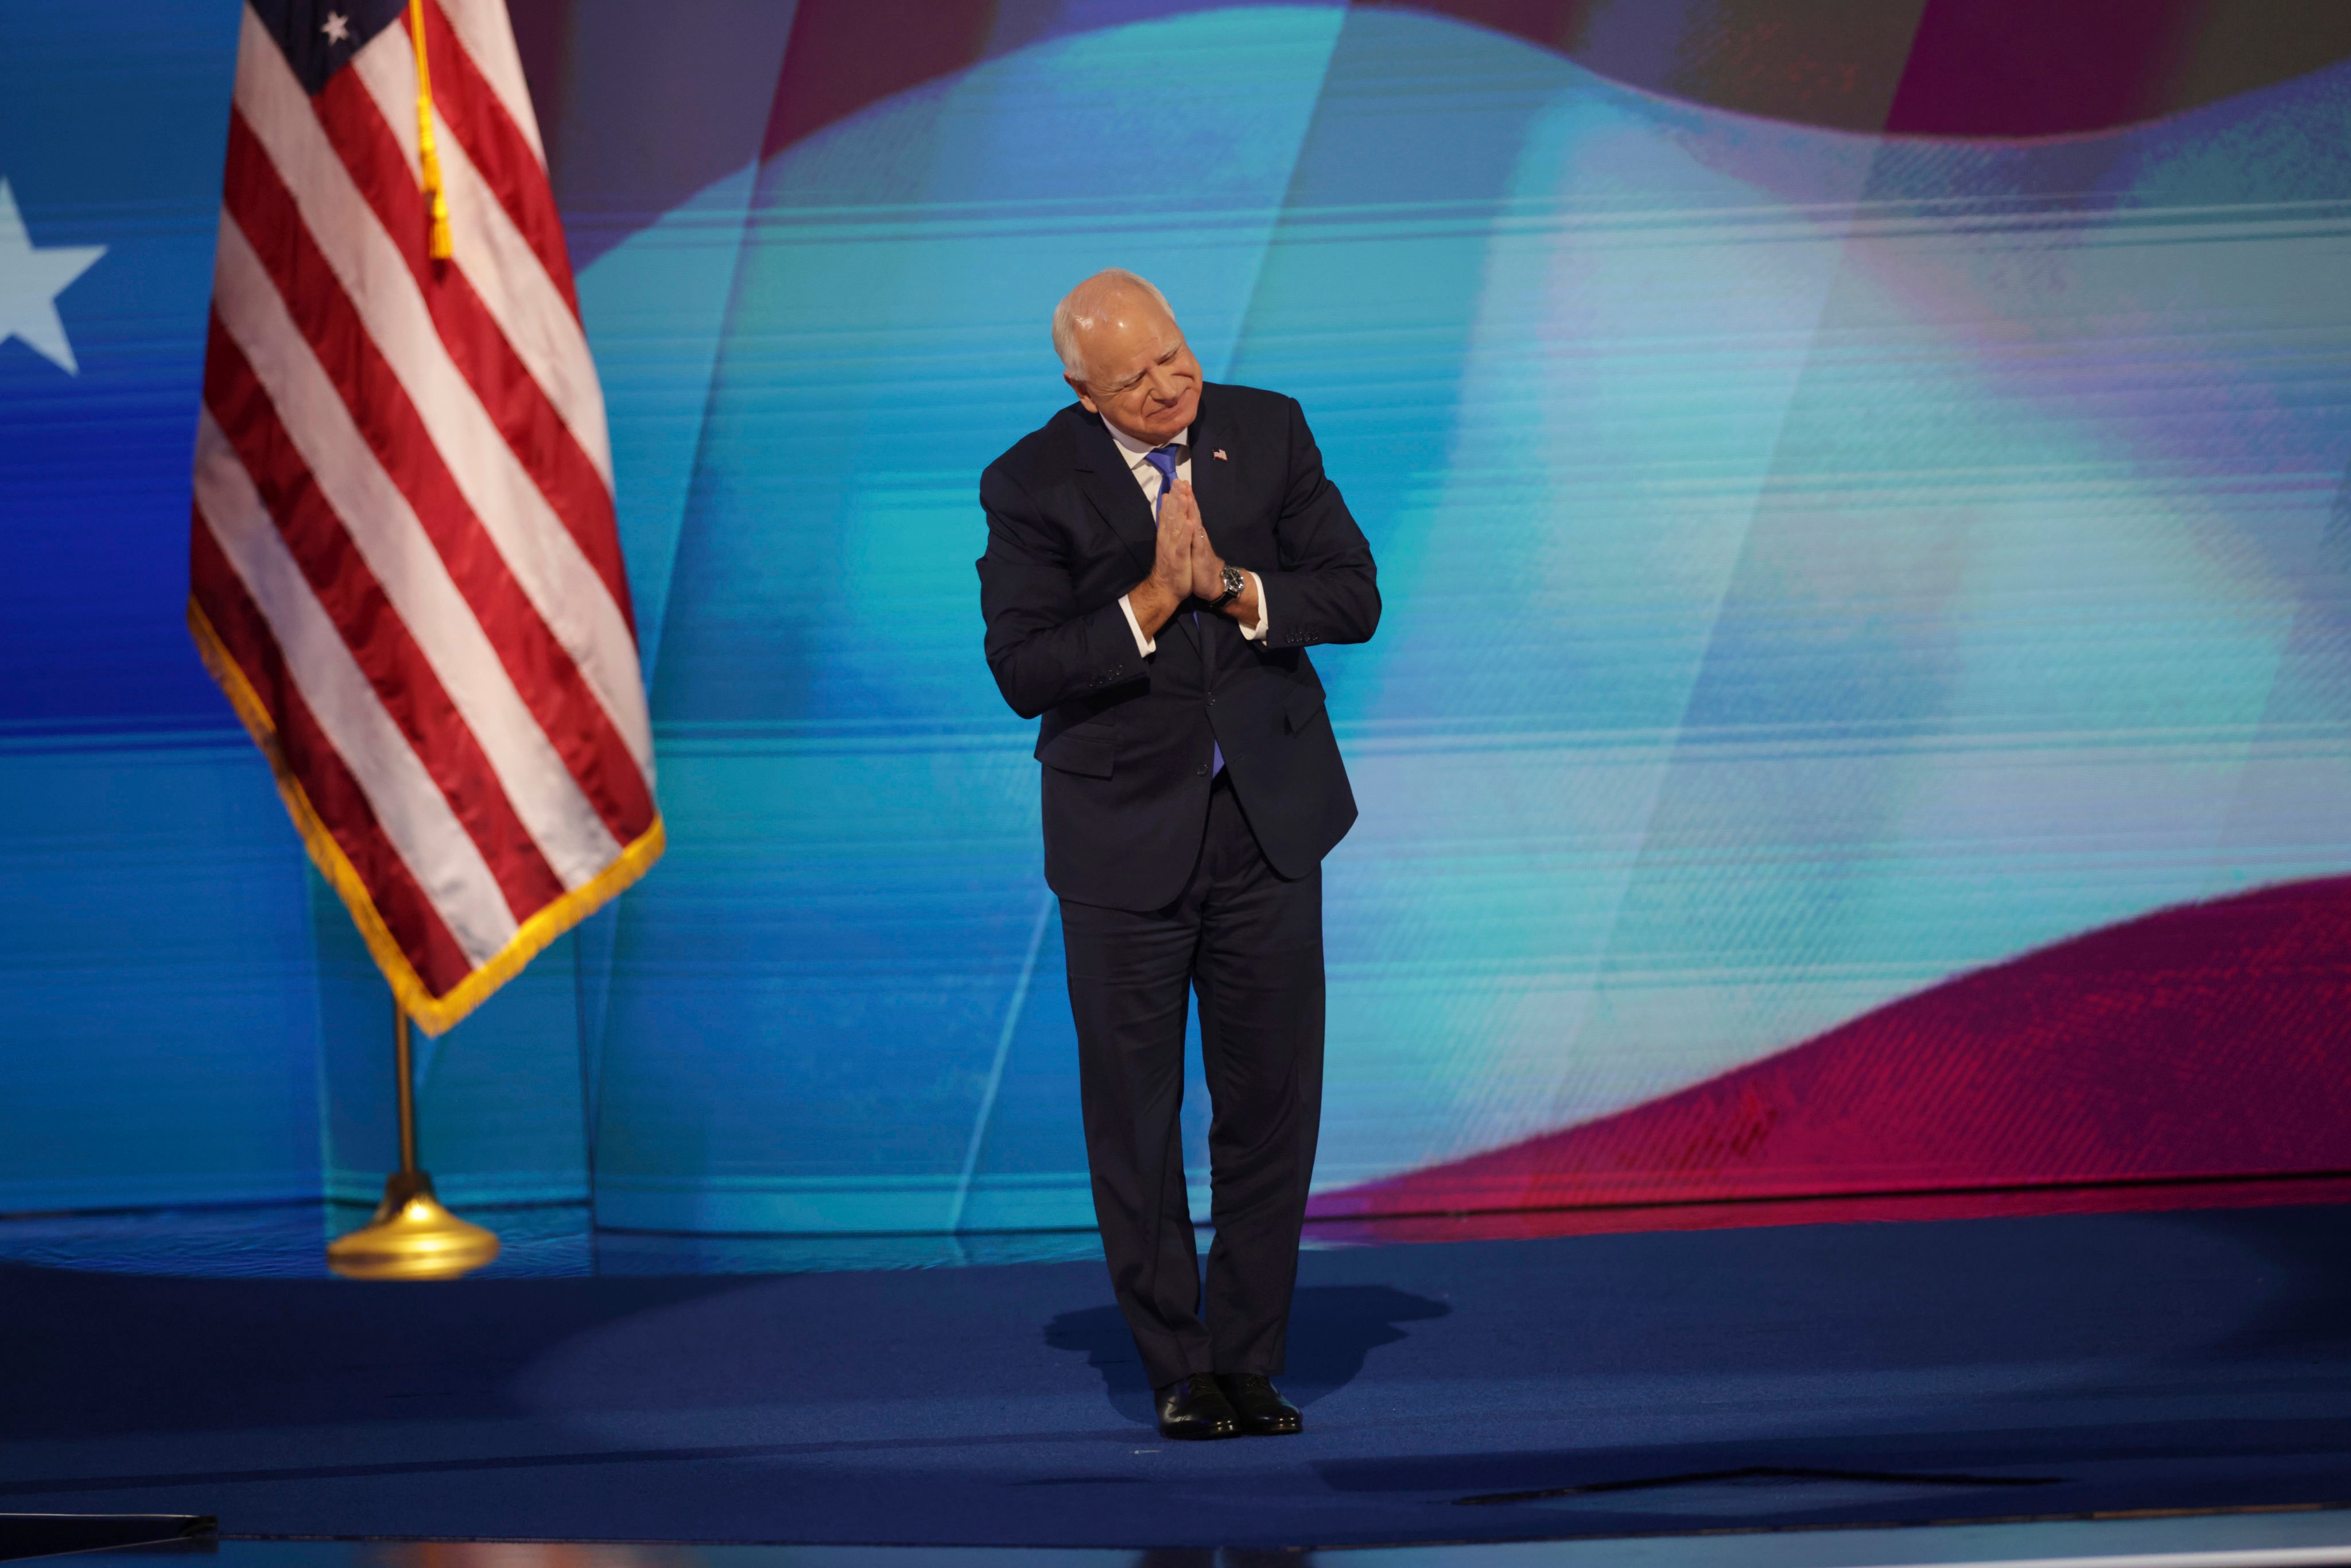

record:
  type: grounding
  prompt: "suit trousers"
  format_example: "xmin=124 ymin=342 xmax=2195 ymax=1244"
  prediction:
xmin=1058 ymin=773 xmax=1326 ymax=1391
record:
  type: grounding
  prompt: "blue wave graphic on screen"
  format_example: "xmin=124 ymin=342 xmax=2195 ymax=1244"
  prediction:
xmin=579 ymin=9 xmax=2351 ymax=1229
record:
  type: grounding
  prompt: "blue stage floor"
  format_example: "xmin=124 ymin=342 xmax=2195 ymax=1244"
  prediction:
xmin=6 ymin=1203 xmax=2351 ymax=1553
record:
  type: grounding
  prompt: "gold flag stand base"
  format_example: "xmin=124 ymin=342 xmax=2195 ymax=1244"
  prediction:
xmin=327 ymin=1169 xmax=501 ymax=1280
xmin=326 ymin=998 xmax=501 ymax=1280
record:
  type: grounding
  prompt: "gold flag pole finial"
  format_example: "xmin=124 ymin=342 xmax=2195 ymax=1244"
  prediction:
xmin=408 ymin=0 xmax=453 ymax=260
xmin=327 ymin=996 xmax=501 ymax=1280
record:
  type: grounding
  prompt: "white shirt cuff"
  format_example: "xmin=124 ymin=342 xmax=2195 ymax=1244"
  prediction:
xmin=1240 ymin=572 xmax=1270 ymax=641
xmin=1118 ymin=592 xmax=1155 ymax=657
xmin=1119 ymin=574 xmax=1266 ymax=653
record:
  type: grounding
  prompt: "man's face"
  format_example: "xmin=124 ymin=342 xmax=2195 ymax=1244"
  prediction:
xmin=1068 ymin=295 xmax=1202 ymax=446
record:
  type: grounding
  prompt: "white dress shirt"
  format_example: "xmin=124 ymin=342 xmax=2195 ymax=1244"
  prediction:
xmin=1107 ymin=421 xmax=1270 ymax=656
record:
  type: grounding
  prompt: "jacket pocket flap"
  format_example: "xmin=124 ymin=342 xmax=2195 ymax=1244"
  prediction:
xmin=1283 ymin=684 xmax=1327 ymax=733
xmin=1037 ymin=730 xmax=1115 ymax=778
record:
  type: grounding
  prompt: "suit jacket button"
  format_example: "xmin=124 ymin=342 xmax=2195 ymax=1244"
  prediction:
xmin=1196 ymin=762 xmax=1210 ymax=776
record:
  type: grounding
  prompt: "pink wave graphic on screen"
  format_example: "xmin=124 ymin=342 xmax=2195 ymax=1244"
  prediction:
xmin=1310 ymin=875 xmax=2351 ymax=1235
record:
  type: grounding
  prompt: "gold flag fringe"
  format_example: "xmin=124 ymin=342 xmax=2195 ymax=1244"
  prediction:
xmin=189 ymin=594 xmax=664 ymax=1035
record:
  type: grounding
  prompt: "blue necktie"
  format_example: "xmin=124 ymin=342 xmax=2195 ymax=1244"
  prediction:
xmin=1143 ymin=444 xmax=1179 ymax=518
xmin=1142 ymin=444 xmax=1221 ymax=778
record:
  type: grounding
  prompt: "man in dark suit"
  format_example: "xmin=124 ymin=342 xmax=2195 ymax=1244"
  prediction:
xmin=976 ymin=270 xmax=1380 ymax=1440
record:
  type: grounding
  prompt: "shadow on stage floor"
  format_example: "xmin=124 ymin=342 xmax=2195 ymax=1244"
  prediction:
xmin=1045 ymin=1285 xmax=1452 ymax=1423
xmin=5 ymin=1198 xmax=2351 ymax=1552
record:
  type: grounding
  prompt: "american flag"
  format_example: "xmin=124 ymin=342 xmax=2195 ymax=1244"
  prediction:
xmin=188 ymin=0 xmax=661 ymax=1034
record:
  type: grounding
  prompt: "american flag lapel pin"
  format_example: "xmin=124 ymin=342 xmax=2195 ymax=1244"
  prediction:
xmin=1213 ymin=449 xmax=1228 ymax=461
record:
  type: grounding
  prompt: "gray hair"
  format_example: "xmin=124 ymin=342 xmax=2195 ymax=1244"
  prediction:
xmin=1050 ymin=269 xmax=1174 ymax=382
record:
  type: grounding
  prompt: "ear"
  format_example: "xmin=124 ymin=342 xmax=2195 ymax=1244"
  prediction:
xmin=1065 ymin=372 xmax=1099 ymax=414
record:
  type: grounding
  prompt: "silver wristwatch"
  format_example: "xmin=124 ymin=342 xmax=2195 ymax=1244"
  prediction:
xmin=1206 ymin=564 xmax=1244 ymax=612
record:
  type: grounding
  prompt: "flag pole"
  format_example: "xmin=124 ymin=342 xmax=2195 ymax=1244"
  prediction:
xmin=326 ymin=994 xmax=501 ymax=1280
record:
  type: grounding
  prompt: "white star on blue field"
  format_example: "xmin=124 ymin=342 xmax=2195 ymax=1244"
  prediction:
xmin=0 ymin=178 xmax=105 ymax=375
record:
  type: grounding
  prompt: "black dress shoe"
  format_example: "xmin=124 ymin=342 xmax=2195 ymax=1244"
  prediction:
xmin=1154 ymin=1373 xmax=1239 ymax=1440
xmin=1214 ymin=1373 xmax=1302 ymax=1435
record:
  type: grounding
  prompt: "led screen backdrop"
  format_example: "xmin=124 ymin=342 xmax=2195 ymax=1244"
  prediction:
xmin=5 ymin=0 xmax=2351 ymax=1233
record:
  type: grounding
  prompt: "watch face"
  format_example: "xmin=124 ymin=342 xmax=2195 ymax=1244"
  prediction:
xmin=1224 ymin=565 xmax=1245 ymax=595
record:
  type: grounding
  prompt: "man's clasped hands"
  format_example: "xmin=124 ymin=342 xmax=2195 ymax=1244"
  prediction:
xmin=1130 ymin=479 xmax=1254 ymax=636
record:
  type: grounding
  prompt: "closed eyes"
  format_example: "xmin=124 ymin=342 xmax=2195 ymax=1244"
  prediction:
xmin=1103 ymin=347 xmax=1183 ymax=397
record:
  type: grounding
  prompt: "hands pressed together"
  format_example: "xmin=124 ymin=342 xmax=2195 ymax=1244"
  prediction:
xmin=1131 ymin=480 xmax=1254 ymax=638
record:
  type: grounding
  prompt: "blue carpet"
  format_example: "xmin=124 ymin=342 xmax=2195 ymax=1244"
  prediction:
xmin=5 ymin=1204 xmax=2350 ymax=1549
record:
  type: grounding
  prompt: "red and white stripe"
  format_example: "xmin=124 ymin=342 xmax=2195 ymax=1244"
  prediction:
xmin=191 ymin=0 xmax=659 ymax=1029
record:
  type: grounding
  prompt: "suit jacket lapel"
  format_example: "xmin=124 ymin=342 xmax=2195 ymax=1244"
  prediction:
xmin=1072 ymin=412 xmax=1159 ymax=580
xmin=1188 ymin=386 xmax=1235 ymax=569
xmin=1185 ymin=389 xmax=1244 ymax=669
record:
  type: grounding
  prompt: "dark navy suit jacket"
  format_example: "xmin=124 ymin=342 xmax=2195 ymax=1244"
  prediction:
xmin=977 ymin=383 xmax=1380 ymax=910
